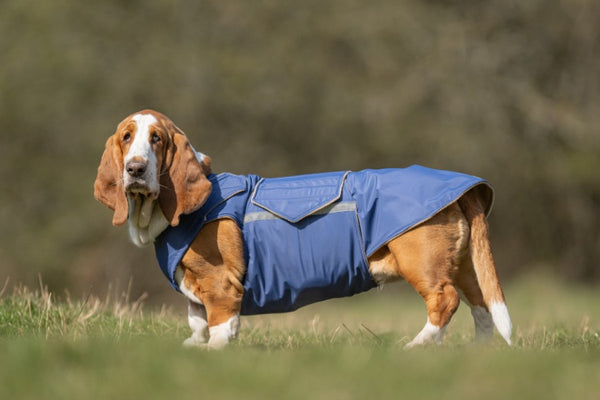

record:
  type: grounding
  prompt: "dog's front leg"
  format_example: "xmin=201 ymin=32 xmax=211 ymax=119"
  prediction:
xmin=180 ymin=219 xmax=245 ymax=349
xmin=182 ymin=299 xmax=240 ymax=349
xmin=207 ymin=313 xmax=240 ymax=349
xmin=199 ymin=281 xmax=242 ymax=349
xmin=178 ymin=278 xmax=242 ymax=349
xmin=183 ymin=301 xmax=209 ymax=347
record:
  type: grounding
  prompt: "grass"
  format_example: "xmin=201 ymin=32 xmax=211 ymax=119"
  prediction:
xmin=1 ymin=274 xmax=599 ymax=400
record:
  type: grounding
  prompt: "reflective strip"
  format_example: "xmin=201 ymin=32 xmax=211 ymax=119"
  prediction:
xmin=243 ymin=201 xmax=357 ymax=224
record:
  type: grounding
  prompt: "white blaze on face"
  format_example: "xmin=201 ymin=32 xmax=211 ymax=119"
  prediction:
xmin=123 ymin=113 xmax=159 ymax=193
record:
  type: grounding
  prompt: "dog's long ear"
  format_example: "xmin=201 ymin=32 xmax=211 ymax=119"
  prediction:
xmin=158 ymin=133 xmax=212 ymax=227
xmin=94 ymin=136 xmax=129 ymax=226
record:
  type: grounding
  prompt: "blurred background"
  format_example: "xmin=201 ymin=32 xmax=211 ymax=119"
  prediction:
xmin=1 ymin=0 xmax=598 ymax=308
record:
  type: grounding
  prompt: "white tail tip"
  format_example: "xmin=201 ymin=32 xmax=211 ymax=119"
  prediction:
xmin=490 ymin=302 xmax=512 ymax=345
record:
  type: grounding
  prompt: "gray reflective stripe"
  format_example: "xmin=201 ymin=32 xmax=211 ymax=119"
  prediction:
xmin=243 ymin=201 xmax=357 ymax=223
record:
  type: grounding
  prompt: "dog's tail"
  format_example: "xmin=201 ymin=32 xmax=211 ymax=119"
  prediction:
xmin=459 ymin=187 xmax=512 ymax=345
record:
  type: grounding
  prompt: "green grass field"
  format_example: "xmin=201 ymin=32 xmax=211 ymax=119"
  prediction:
xmin=1 ymin=273 xmax=599 ymax=400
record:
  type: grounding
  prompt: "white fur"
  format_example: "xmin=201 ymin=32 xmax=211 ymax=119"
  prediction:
xmin=188 ymin=142 xmax=208 ymax=167
xmin=207 ymin=315 xmax=240 ymax=349
xmin=196 ymin=152 xmax=207 ymax=164
xmin=405 ymin=319 xmax=445 ymax=349
xmin=183 ymin=301 xmax=209 ymax=346
xmin=123 ymin=113 xmax=160 ymax=194
xmin=471 ymin=305 xmax=494 ymax=341
xmin=175 ymin=267 xmax=203 ymax=304
xmin=127 ymin=196 xmax=169 ymax=246
xmin=490 ymin=301 xmax=512 ymax=345
xmin=123 ymin=114 xmax=169 ymax=247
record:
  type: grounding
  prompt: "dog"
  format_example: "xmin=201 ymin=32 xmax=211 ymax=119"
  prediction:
xmin=94 ymin=109 xmax=512 ymax=349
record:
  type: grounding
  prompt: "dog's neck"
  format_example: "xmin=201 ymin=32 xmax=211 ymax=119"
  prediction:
xmin=127 ymin=195 xmax=169 ymax=247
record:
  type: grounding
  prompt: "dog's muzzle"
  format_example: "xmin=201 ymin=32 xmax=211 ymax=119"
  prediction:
xmin=124 ymin=160 xmax=156 ymax=195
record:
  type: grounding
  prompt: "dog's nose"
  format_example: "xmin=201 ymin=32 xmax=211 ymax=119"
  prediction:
xmin=126 ymin=161 xmax=147 ymax=178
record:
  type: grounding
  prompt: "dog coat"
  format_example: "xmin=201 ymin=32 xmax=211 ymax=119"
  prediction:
xmin=154 ymin=166 xmax=493 ymax=315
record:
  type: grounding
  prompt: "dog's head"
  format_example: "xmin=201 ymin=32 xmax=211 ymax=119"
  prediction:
xmin=94 ymin=109 xmax=212 ymax=227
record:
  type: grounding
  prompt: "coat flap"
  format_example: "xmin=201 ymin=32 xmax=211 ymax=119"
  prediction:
xmin=205 ymin=173 xmax=248 ymax=211
xmin=250 ymin=171 xmax=349 ymax=223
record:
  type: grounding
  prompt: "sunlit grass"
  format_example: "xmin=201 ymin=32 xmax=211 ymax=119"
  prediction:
xmin=0 ymin=279 xmax=184 ymax=341
xmin=1 ymin=274 xmax=599 ymax=350
xmin=1 ymin=274 xmax=599 ymax=399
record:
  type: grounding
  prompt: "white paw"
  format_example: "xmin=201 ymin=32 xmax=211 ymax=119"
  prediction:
xmin=206 ymin=336 xmax=231 ymax=350
xmin=404 ymin=320 xmax=445 ymax=349
xmin=183 ymin=336 xmax=208 ymax=348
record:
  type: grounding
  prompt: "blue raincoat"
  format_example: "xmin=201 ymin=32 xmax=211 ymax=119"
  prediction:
xmin=154 ymin=166 xmax=493 ymax=315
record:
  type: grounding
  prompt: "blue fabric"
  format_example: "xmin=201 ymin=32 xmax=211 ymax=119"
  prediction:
xmin=154 ymin=173 xmax=252 ymax=292
xmin=153 ymin=166 xmax=493 ymax=315
xmin=250 ymin=171 xmax=348 ymax=223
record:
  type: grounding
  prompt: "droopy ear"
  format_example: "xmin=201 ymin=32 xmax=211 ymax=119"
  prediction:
xmin=158 ymin=134 xmax=212 ymax=226
xmin=94 ymin=136 xmax=129 ymax=226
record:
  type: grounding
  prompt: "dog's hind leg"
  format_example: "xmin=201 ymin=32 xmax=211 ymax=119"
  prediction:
xmin=458 ymin=189 xmax=512 ymax=345
xmin=403 ymin=281 xmax=460 ymax=348
xmin=455 ymin=259 xmax=495 ymax=342
xmin=383 ymin=204 xmax=466 ymax=348
xmin=369 ymin=246 xmax=455 ymax=347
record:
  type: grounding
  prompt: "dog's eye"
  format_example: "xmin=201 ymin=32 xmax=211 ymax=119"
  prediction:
xmin=123 ymin=132 xmax=131 ymax=143
xmin=151 ymin=133 xmax=161 ymax=144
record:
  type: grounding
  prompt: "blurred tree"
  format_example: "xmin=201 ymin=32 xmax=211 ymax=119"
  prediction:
xmin=0 ymin=0 xmax=598 ymax=302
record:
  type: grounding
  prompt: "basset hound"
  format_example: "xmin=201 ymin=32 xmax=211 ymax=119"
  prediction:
xmin=94 ymin=109 xmax=512 ymax=349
